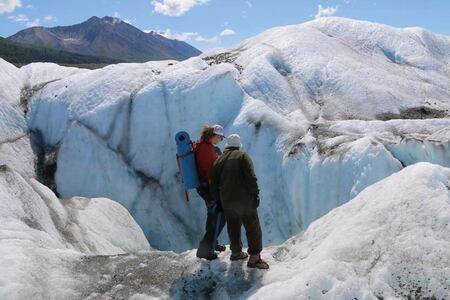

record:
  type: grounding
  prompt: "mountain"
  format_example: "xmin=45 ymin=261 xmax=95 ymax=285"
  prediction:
xmin=0 ymin=36 xmax=120 ymax=66
xmin=7 ymin=16 xmax=201 ymax=62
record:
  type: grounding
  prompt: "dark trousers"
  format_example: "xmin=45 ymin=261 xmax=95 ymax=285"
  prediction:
xmin=197 ymin=187 xmax=226 ymax=254
xmin=224 ymin=208 xmax=262 ymax=255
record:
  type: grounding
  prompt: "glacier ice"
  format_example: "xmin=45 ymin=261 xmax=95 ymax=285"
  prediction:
xmin=0 ymin=59 xmax=153 ymax=299
xmin=23 ymin=163 xmax=447 ymax=299
xmin=0 ymin=165 xmax=150 ymax=299
xmin=249 ymin=163 xmax=450 ymax=299
xmin=22 ymin=17 xmax=450 ymax=251
xmin=0 ymin=58 xmax=95 ymax=179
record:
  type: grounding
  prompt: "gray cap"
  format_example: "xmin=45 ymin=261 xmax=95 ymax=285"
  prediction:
xmin=225 ymin=134 xmax=242 ymax=148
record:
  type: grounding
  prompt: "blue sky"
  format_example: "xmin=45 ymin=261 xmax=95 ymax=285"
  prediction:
xmin=0 ymin=0 xmax=449 ymax=51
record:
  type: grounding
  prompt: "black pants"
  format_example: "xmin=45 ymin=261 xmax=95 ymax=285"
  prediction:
xmin=197 ymin=186 xmax=226 ymax=254
xmin=223 ymin=208 xmax=262 ymax=255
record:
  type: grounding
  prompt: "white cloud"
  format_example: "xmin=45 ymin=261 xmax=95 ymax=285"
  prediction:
xmin=245 ymin=1 xmax=252 ymax=8
xmin=112 ymin=12 xmax=134 ymax=25
xmin=8 ymin=13 xmax=28 ymax=22
xmin=220 ymin=28 xmax=235 ymax=36
xmin=25 ymin=3 xmax=32 ymax=8
xmin=195 ymin=35 xmax=218 ymax=44
xmin=26 ymin=18 xmax=40 ymax=27
xmin=146 ymin=28 xmax=199 ymax=42
xmin=8 ymin=13 xmax=41 ymax=27
xmin=315 ymin=4 xmax=338 ymax=19
xmin=43 ymin=15 xmax=56 ymax=22
xmin=0 ymin=0 xmax=22 ymax=14
xmin=145 ymin=27 xmax=221 ymax=44
xmin=152 ymin=0 xmax=208 ymax=16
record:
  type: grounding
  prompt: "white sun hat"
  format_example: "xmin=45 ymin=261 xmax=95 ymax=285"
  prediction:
xmin=225 ymin=134 xmax=242 ymax=148
xmin=212 ymin=124 xmax=224 ymax=137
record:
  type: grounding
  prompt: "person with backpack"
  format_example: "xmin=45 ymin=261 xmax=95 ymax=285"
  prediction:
xmin=194 ymin=124 xmax=227 ymax=260
xmin=210 ymin=134 xmax=269 ymax=269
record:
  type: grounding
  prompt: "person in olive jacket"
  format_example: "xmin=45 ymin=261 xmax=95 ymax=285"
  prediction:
xmin=210 ymin=134 xmax=269 ymax=269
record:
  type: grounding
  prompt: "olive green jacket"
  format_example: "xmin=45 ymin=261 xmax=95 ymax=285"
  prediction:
xmin=210 ymin=147 xmax=259 ymax=211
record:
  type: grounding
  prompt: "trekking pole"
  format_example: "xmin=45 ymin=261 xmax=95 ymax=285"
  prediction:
xmin=211 ymin=208 xmax=222 ymax=253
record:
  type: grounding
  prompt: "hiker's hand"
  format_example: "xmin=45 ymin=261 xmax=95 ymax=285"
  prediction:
xmin=253 ymin=194 xmax=260 ymax=209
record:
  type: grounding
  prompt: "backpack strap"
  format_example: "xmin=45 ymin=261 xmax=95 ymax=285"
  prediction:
xmin=176 ymin=140 xmax=197 ymax=159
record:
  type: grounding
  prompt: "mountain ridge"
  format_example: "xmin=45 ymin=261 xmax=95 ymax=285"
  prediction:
xmin=7 ymin=16 xmax=201 ymax=62
xmin=0 ymin=36 xmax=121 ymax=67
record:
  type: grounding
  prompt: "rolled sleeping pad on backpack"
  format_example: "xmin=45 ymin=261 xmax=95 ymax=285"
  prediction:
xmin=175 ymin=131 xmax=200 ymax=190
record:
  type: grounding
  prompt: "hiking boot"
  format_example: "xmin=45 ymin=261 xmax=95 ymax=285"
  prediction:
xmin=247 ymin=254 xmax=269 ymax=269
xmin=215 ymin=244 xmax=226 ymax=252
xmin=230 ymin=252 xmax=249 ymax=261
xmin=196 ymin=249 xmax=218 ymax=261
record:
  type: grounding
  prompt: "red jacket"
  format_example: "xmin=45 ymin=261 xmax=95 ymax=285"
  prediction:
xmin=195 ymin=142 xmax=219 ymax=187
